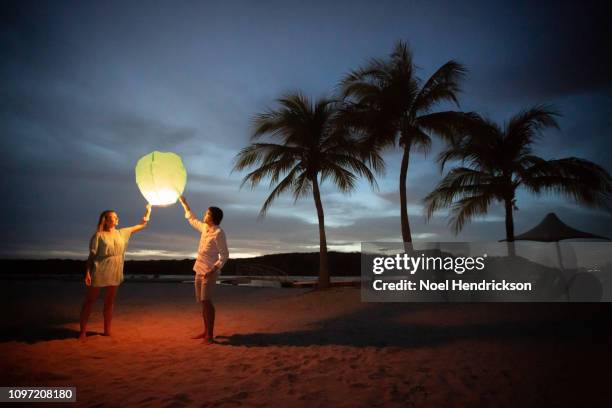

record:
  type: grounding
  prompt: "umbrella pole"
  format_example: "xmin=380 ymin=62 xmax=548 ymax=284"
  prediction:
xmin=555 ymin=241 xmax=564 ymax=269
xmin=555 ymin=241 xmax=570 ymax=301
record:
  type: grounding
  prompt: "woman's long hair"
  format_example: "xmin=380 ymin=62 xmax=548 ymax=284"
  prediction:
xmin=96 ymin=210 xmax=116 ymax=233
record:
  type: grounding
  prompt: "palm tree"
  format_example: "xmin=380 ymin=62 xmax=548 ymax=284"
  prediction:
xmin=424 ymin=105 xmax=612 ymax=255
xmin=340 ymin=40 xmax=468 ymax=249
xmin=233 ymin=92 xmax=382 ymax=288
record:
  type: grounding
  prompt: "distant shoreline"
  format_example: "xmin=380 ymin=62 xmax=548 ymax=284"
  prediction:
xmin=0 ymin=252 xmax=362 ymax=277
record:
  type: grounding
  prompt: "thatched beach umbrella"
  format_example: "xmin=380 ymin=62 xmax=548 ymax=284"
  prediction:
xmin=502 ymin=212 xmax=610 ymax=268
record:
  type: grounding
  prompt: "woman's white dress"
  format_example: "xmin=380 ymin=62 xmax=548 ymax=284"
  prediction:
xmin=89 ymin=228 xmax=131 ymax=287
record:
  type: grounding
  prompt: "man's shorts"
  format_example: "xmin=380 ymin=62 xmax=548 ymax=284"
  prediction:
xmin=194 ymin=272 xmax=218 ymax=302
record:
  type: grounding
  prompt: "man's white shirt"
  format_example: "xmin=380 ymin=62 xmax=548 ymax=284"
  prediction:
xmin=186 ymin=212 xmax=229 ymax=277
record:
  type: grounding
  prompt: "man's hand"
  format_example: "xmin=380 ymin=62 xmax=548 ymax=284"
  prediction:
xmin=85 ymin=270 xmax=92 ymax=286
xmin=179 ymin=196 xmax=191 ymax=218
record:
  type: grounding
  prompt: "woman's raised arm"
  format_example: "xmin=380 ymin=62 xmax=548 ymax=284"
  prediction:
xmin=126 ymin=204 xmax=152 ymax=234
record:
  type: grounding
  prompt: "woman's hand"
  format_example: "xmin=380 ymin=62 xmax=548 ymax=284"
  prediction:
xmin=144 ymin=204 xmax=152 ymax=221
xmin=85 ymin=270 xmax=92 ymax=286
xmin=204 ymin=266 xmax=218 ymax=279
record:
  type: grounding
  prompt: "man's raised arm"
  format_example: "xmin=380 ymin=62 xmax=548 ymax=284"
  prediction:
xmin=179 ymin=195 xmax=205 ymax=232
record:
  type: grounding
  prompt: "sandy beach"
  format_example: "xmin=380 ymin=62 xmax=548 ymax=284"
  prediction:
xmin=1 ymin=280 xmax=612 ymax=407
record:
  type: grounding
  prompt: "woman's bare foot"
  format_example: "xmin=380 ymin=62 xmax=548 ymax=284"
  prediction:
xmin=103 ymin=331 xmax=112 ymax=337
xmin=202 ymin=337 xmax=214 ymax=345
xmin=78 ymin=332 xmax=87 ymax=340
xmin=191 ymin=331 xmax=207 ymax=339
xmin=191 ymin=332 xmax=206 ymax=339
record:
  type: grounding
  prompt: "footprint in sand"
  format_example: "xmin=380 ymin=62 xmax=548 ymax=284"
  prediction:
xmin=162 ymin=392 xmax=193 ymax=408
xmin=319 ymin=357 xmax=339 ymax=367
xmin=231 ymin=391 xmax=249 ymax=400
xmin=298 ymin=391 xmax=324 ymax=401
xmin=234 ymin=363 xmax=252 ymax=371
xmin=36 ymin=371 xmax=71 ymax=381
xmin=138 ymin=396 xmax=158 ymax=404
xmin=211 ymin=391 xmax=249 ymax=407
xmin=368 ymin=367 xmax=387 ymax=380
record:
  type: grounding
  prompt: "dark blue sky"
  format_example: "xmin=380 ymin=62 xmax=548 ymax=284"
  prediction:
xmin=1 ymin=0 xmax=611 ymax=259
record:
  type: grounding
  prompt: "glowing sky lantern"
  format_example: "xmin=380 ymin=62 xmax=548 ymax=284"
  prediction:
xmin=135 ymin=151 xmax=187 ymax=206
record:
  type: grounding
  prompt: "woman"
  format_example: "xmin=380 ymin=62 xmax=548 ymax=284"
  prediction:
xmin=79 ymin=204 xmax=152 ymax=339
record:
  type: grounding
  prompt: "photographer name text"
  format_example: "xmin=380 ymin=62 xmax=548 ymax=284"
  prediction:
xmin=372 ymin=279 xmax=532 ymax=292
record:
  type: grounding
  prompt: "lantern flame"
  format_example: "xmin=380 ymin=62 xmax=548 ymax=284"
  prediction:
xmin=145 ymin=187 xmax=181 ymax=206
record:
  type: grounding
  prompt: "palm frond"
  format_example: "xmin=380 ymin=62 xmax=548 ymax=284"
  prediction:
xmin=404 ymin=127 xmax=432 ymax=155
xmin=320 ymin=163 xmax=357 ymax=193
xmin=413 ymin=60 xmax=467 ymax=114
xmin=436 ymin=114 xmax=502 ymax=172
xmin=239 ymin=158 xmax=298 ymax=189
xmin=341 ymin=57 xmax=389 ymax=84
xmin=236 ymin=90 xmax=382 ymax=216
xmin=321 ymin=153 xmax=379 ymax=190
xmin=521 ymin=157 xmax=612 ymax=210
xmin=258 ymin=166 xmax=302 ymax=218
xmin=233 ymin=143 xmax=301 ymax=173
xmin=423 ymin=167 xmax=493 ymax=219
xmin=292 ymin=171 xmax=312 ymax=201
xmin=505 ymin=105 xmax=560 ymax=156
xmin=417 ymin=111 xmax=473 ymax=144
xmin=450 ymin=194 xmax=493 ymax=234
xmin=390 ymin=40 xmax=415 ymax=78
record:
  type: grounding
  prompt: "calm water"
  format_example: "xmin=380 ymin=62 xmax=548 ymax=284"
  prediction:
xmin=0 ymin=274 xmax=360 ymax=287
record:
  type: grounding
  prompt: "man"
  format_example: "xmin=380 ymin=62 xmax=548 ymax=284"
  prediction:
xmin=179 ymin=196 xmax=229 ymax=344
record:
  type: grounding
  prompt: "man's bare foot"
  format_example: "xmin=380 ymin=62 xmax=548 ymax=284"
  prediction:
xmin=191 ymin=332 xmax=207 ymax=339
xmin=78 ymin=332 xmax=87 ymax=340
xmin=202 ymin=337 xmax=215 ymax=345
xmin=102 ymin=332 xmax=111 ymax=337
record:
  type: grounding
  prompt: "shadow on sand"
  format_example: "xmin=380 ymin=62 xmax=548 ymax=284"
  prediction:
xmin=0 ymin=327 xmax=93 ymax=344
xmin=216 ymin=303 xmax=612 ymax=348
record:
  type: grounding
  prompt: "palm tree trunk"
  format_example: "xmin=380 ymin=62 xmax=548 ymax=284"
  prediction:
xmin=504 ymin=198 xmax=516 ymax=257
xmin=399 ymin=145 xmax=413 ymax=252
xmin=311 ymin=175 xmax=330 ymax=289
